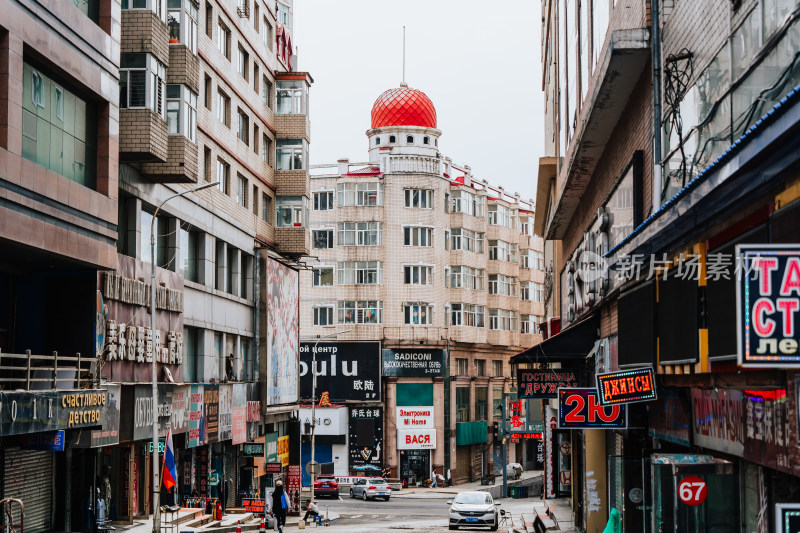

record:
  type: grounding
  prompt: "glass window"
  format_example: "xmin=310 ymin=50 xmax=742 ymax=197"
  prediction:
xmin=276 ymin=196 xmax=307 ymax=227
xmin=277 ymin=2 xmax=291 ymax=26
xmin=312 ymin=267 xmax=333 ymax=287
xmin=450 ymin=303 xmax=485 ymax=327
xmin=276 ymin=139 xmax=306 ymax=170
xmin=493 ymin=360 xmax=503 ymax=377
xmin=312 ymin=229 xmax=334 ymax=249
xmin=404 ymin=265 xmax=433 ymax=285
xmin=406 ymin=135 xmax=414 ymax=143
xmin=488 ymin=204 xmax=515 ymax=228
xmin=237 ymin=109 xmax=249 ymax=144
xmin=181 ymin=227 xmax=201 ymax=282
xmin=449 ymin=266 xmax=484 ymax=290
xmin=451 ymin=190 xmax=485 ymax=216
xmin=404 ymin=303 xmax=433 ymax=325
xmin=120 ymin=53 xmax=165 ymax=113
xmin=182 ymin=326 xmax=198 ymax=382
xmin=140 ymin=210 xmax=167 ymax=267
xmin=404 ymin=188 xmax=433 ymax=208
xmin=217 ymin=90 xmax=229 ymax=126
xmin=489 ymin=309 xmax=518 ymax=331
xmin=217 ymin=21 xmax=230 ymax=59
xmin=262 ymin=77 xmax=273 ymax=107
xmin=607 ymin=166 xmax=634 ymax=248
xmin=489 ymin=240 xmax=517 ymax=262
xmin=238 ymin=46 xmax=249 ymax=79
xmin=262 ymin=134 xmax=271 ymax=165
xmin=262 ymin=17 xmax=273 ymax=50
xmin=276 ymin=79 xmax=307 ymax=114
xmin=314 ymin=191 xmax=334 ymax=210
xmin=261 ymin=193 xmax=271 ymax=222
xmin=488 ymin=274 xmax=517 ymax=297
xmin=337 ymin=222 xmax=382 ymax=246
xmin=313 ymin=306 xmax=334 ymax=326
xmin=456 ymin=387 xmax=470 ymax=422
xmin=337 ymin=261 xmax=381 ymax=285
xmin=455 ymin=358 xmax=468 ymax=376
xmin=592 ymin=0 xmax=609 ymax=72
xmin=403 ymin=226 xmax=433 ymax=246
xmin=337 ymin=301 xmax=382 ymax=324
xmin=337 ymin=182 xmax=383 ymax=206
xmin=165 ymin=84 xmax=197 ymax=141
xmin=236 ymin=175 xmax=246 ymax=207
xmin=475 ymin=387 xmax=488 ymax=420
xmin=216 ymin=159 xmax=229 ymax=194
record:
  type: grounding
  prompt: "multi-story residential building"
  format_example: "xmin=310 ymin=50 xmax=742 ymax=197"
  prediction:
xmin=528 ymin=0 xmax=800 ymax=531
xmin=0 ymin=2 xmax=120 ymax=532
xmin=300 ymin=84 xmax=545 ymax=486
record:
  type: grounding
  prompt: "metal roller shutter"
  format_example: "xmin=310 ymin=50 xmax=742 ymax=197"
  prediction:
xmin=3 ymin=448 xmax=54 ymax=533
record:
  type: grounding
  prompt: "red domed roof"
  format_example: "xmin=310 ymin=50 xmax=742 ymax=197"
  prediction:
xmin=371 ymin=85 xmax=437 ymax=129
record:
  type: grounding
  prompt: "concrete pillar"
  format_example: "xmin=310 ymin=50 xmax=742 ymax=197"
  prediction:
xmin=385 ymin=378 xmax=398 ymax=478
xmin=584 ymin=429 xmax=607 ymax=532
xmin=432 ymin=377 xmax=445 ymax=474
xmin=230 ymin=248 xmax=241 ymax=297
xmin=215 ymin=239 xmax=227 ymax=291
xmin=200 ymin=233 xmax=214 ymax=286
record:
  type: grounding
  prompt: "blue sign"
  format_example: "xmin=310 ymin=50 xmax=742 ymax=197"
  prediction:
xmin=557 ymin=388 xmax=627 ymax=429
xmin=20 ymin=430 xmax=65 ymax=451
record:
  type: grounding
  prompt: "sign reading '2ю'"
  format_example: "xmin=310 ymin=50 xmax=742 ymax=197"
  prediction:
xmin=737 ymin=245 xmax=800 ymax=367
xmin=557 ymin=388 xmax=627 ymax=429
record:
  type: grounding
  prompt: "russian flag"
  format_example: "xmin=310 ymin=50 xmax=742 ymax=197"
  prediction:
xmin=163 ymin=429 xmax=177 ymax=492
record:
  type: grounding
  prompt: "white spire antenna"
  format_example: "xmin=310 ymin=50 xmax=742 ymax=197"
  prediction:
xmin=401 ymin=26 xmax=407 ymax=87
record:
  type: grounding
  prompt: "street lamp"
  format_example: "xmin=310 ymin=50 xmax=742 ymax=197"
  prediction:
xmin=309 ymin=330 xmax=350 ymax=506
xmin=497 ymin=386 xmax=518 ymax=499
xmin=151 ymin=181 xmax=218 ymax=533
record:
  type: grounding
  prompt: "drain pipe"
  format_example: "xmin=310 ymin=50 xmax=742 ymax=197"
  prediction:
xmin=652 ymin=0 xmax=662 ymax=213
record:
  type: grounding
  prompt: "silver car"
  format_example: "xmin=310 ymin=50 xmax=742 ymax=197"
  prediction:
xmin=349 ymin=477 xmax=392 ymax=501
xmin=447 ymin=491 xmax=500 ymax=530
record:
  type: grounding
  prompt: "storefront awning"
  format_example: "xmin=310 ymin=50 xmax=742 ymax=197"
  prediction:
xmin=456 ymin=421 xmax=487 ymax=446
xmin=509 ymin=314 xmax=599 ymax=365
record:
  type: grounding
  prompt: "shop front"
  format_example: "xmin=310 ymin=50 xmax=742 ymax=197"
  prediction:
xmin=299 ymin=406 xmax=348 ymax=485
xmin=397 ymin=406 xmax=436 ymax=486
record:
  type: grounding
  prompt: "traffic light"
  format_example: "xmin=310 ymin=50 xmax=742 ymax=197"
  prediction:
xmin=492 ymin=421 xmax=499 ymax=443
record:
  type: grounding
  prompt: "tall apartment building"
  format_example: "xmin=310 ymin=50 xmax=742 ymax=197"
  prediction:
xmin=0 ymin=1 xmax=120 ymax=532
xmin=530 ymin=0 xmax=800 ymax=531
xmin=299 ymin=84 xmax=545 ymax=486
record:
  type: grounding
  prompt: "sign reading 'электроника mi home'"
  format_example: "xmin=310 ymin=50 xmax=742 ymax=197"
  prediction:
xmin=737 ymin=244 xmax=800 ymax=367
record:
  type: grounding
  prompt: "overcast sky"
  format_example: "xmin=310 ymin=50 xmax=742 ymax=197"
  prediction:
xmin=293 ymin=0 xmax=543 ymax=203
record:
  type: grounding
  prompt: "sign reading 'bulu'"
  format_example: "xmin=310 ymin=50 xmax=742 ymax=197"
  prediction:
xmin=737 ymin=244 xmax=800 ymax=367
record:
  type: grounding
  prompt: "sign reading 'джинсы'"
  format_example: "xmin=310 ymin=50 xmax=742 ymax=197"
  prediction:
xmin=737 ymin=244 xmax=800 ymax=367
xmin=596 ymin=367 xmax=657 ymax=406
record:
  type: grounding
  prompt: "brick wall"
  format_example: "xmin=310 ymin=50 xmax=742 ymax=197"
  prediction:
xmin=120 ymin=108 xmax=169 ymax=162
xmin=168 ymin=44 xmax=200 ymax=92
xmin=121 ymin=10 xmax=169 ymax=65
xmin=275 ymin=113 xmax=310 ymax=141
xmin=275 ymin=169 xmax=309 ymax=197
xmin=142 ymin=135 xmax=199 ymax=183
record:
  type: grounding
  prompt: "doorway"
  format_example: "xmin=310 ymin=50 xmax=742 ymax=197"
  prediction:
xmin=400 ymin=450 xmax=430 ymax=486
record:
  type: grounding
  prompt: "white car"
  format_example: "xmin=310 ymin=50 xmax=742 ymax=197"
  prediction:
xmin=349 ymin=477 xmax=392 ymax=501
xmin=447 ymin=491 xmax=500 ymax=530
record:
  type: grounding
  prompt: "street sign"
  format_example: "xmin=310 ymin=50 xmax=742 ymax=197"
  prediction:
xmin=678 ymin=476 xmax=707 ymax=506
xmin=264 ymin=462 xmax=282 ymax=473
xmin=243 ymin=442 xmax=264 ymax=456
xmin=242 ymin=499 xmax=265 ymax=513
xmin=596 ymin=367 xmax=657 ymax=406
xmin=557 ymin=388 xmax=627 ymax=429
xmin=305 ymin=461 xmax=320 ymax=476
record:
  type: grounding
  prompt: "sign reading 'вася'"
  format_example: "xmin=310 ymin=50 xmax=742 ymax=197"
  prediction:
xmin=736 ymin=244 xmax=800 ymax=367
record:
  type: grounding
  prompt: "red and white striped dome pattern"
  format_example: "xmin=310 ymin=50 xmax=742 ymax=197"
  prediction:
xmin=370 ymin=86 xmax=437 ymax=129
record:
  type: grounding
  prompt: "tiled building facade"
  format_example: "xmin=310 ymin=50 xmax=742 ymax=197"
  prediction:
xmin=301 ymin=85 xmax=545 ymax=485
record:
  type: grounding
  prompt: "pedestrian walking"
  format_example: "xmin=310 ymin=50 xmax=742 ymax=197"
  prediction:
xmin=430 ymin=469 xmax=438 ymax=487
xmin=270 ymin=481 xmax=288 ymax=533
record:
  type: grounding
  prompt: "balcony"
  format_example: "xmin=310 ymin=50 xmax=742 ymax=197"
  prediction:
xmin=384 ymin=154 xmax=441 ymax=175
xmin=382 ymin=327 xmax=448 ymax=344
xmin=275 ymin=114 xmax=311 ymax=142
xmin=119 ymin=109 xmax=168 ymax=162
xmin=167 ymin=44 xmax=200 ymax=92
xmin=121 ymin=10 xmax=169 ymax=65
xmin=545 ymin=29 xmax=650 ymax=240
xmin=275 ymin=226 xmax=310 ymax=257
xmin=275 ymin=169 xmax=310 ymax=197
xmin=141 ymin=136 xmax=198 ymax=183
xmin=0 ymin=350 xmax=98 ymax=390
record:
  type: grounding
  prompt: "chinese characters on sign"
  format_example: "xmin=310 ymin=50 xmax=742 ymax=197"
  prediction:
xmin=299 ymin=342 xmax=381 ymax=402
xmin=509 ymin=400 xmax=525 ymax=430
xmin=736 ymin=245 xmax=800 ymax=367
xmin=348 ymin=407 xmax=383 ymax=469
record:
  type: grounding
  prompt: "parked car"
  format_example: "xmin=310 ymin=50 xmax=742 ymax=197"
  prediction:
xmin=349 ymin=477 xmax=392 ymax=501
xmin=447 ymin=491 xmax=500 ymax=531
xmin=506 ymin=463 xmax=523 ymax=480
xmin=313 ymin=475 xmax=339 ymax=498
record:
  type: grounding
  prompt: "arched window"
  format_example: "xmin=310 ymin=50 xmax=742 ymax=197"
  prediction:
xmin=389 ymin=135 xmax=396 ymax=143
xmin=375 ymin=137 xmax=381 ymax=145
xmin=407 ymin=135 xmax=414 ymax=143
xmin=423 ymin=136 xmax=429 ymax=145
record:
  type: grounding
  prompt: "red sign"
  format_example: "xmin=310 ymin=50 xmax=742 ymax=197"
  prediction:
xmin=264 ymin=462 xmax=282 ymax=473
xmin=509 ymin=433 xmax=542 ymax=442
xmin=509 ymin=400 xmax=522 ymax=411
xmin=559 ymin=470 xmax=571 ymax=485
xmin=247 ymin=401 xmax=261 ymax=422
xmin=596 ymin=367 xmax=657 ymax=405
xmin=557 ymin=388 xmax=627 ymax=429
xmin=242 ymin=499 xmax=265 ymax=513
xmin=678 ymin=476 xmax=707 ymax=506
xmin=287 ymin=465 xmax=301 ymax=514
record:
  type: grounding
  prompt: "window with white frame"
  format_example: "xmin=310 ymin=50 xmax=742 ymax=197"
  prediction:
xmin=276 ymin=79 xmax=307 ymax=114
xmin=532 ymin=282 xmax=544 ymax=302
xmin=216 ymin=90 xmax=230 ymax=126
xmin=520 ymin=282 xmax=530 ymax=301
xmin=237 ymin=45 xmax=249 ymax=80
xmin=404 ymin=303 xmax=433 ymax=325
xmin=122 ymin=0 xmax=166 ymax=22
xmin=450 ymin=228 xmax=484 ymax=253
xmin=488 ymin=204 xmax=515 ymax=228
xmin=337 ymin=222 xmax=382 ymax=246
xmin=216 ymin=159 xmax=229 ymax=194
xmin=262 ymin=17 xmax=273 ymax=50
xmin=489 ymin=240 xmax=517 ymax=262
xmin=450 ymin=190 xmax=485 ymax=217
xmin=261 ymin=193 xmax=271 ymax=222
xmin=262 ymin=77 xmax=273 ymax=107
xmin=449 ymin=266 xmax=484 ymax=290
xmin=276 ymin=196 xmax=307 ymax=227
xmin=236 ymin=174 xmax=247 ymax=207
xmin=217 ymin=20 xmax=230 ymax=59
xmin=489 ymin=274 xmax=517 ymax=297
xmin=276 ymin=139 xmax=307 ymax=170
xmin=262 ymin=134 xmax=271 ymax=165
xmin=337 ymin=182 xmax=383 ymax=206
xmin=404 ymin=226 xmax=433 ymax=247
xmin=520 ymin=216 xmax=533 ymax=236
xmin=404 ymin=189 xmax=433 ymax=209
xmin=120 ymin=53 xmax=165 ymax=114
xmin=337 ymin=261 xmax=381 ymax=285
xmin=312 ymin=267 xmax=333 ymax=287
xmin=165 ymin=84 xmax=197 ymax=141
xmin=493 ymin=360 xmax=503 ymax=377
xmin=313 ymin=306 xmax=334 ymax=326
xmin=404 ymin=265 xmax=433 ymax=285
xmin=277 ymin=1 xmax=291 ymax=26
xmin=450 ymin=304 xmax=485 ymax=327
xmin=312 ymin=229 xmax=334 ymax=249
xmin=489 ymin=309 xmax=518 ymax=331
xmin=167 ymin=0 xmax=197 ymax=53
xmin=313 ymin=191 xmax=334 ymax=210
xmin=521 ymin=314 xmax=541 ymax=334
xmin=338 ymin=301 xmax=382 ymax=324
xmin=237 ymin=108 xmax=249 ymax=144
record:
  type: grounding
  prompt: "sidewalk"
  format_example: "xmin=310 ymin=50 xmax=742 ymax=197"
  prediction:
xmin=109 ymin=509 xmax=341 ymax=533
xmin=392 ymin=469 xmax=543 ymax=498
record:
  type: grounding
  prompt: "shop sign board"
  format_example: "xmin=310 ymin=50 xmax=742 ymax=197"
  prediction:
xmin=0 ymin=390 xmax=109 ymax=437
xmin=232 ymin=384 xmax=247 ymax=445
xmin=736 ymin=244 xmax=800 ymax=367
xmin=648 ymin=388 xmax=691 ymax=447
xmin=596 ymin=367 xmax=657 ymax=406
xmin=89 ymin=383 xmax=121 ymax=447
xmin=242 ymin=499 xmax=265 ymax=514
xmin=265 ymin=432 xmax=278 ymax=463
xmin=300 ymin=342 xmax=381 ymax=402
xmin=678 ymin=476 xmax=707 ymax=506
xmin=775 ymin=503 xmax=800 ymax=533
xmin=518 ymin=368 xmax=583 ymax=398
xmin=397 ymin=428 xmax=436 ymax=449
xmin=544 ymin=406 xmax=557 ymax=498
xmin=187 ymin=385 xmax=203 ymax=448
xmin=19 ymin=430 xmax=65 ymax=451
xmin=348 ymin=407 xmax=383 ymax=469
xmin=243 ymin=442 xmax=265 ymax=457
xmin=287 ymin=465 xmax=302 ymax=513
xmin=131 ymin=385 xmax=175 ymax=441
xmin=557 ymin=388 xmax=627 ymax=429
xmin=204 ymin=385 xmax=219 ymax=444
xmin=264 ymin=462 xmax=282 ymax=473
xmin=218 ymin=384 xmax=232 ymax=442
xmin=381 ymin=348 xmax=445 ymax=377
xmin=299 ymin=407 xmax=348 ymax=436
xmin=396 ymin=407 xmax=434 ymax=428
xmin=691 ymin=388 xmax=744 ymax=456
xmin=278 ymin=435 xmax=290 ymax=466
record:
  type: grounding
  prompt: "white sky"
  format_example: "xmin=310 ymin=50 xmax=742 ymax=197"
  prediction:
xmin=293 ymin=0 xmax=543 ymax=203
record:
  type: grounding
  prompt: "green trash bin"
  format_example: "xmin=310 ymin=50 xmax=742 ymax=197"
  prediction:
xmin=508 ymin=486 xmax=520 ymax=499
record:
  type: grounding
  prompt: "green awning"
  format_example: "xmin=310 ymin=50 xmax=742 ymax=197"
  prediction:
xmin=456 ymin=421 xmax=488 ymax=446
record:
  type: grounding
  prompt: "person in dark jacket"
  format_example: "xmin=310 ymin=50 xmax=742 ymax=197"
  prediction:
xmin=270 ymin=481 xmax=287 ymax=532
